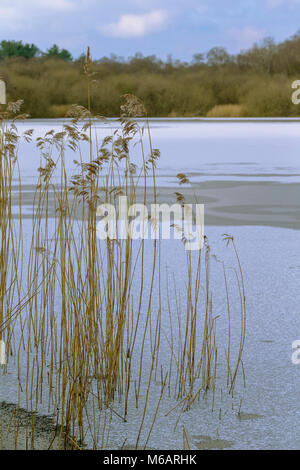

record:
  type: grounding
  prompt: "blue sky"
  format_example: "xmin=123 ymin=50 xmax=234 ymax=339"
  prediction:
xmin=0 ymin=0 xmax=300 ymax=60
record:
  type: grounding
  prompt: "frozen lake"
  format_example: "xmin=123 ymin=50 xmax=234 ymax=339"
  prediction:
xmin=1 ymin=118 xmax=300 ymax=449
xmin=12 ymin=118 xmax=300 ymax=185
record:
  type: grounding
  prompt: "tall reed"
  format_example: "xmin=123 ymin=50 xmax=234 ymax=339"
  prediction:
xmin=0 ymin=52 xmax=246 ymax=450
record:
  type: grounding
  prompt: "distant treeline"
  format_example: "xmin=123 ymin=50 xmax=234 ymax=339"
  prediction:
xmin=1 ymin=33 xmax=300 ymax=118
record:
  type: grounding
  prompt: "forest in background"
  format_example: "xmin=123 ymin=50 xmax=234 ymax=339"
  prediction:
xmin=1 ymin=32 xmax=300 ymax=118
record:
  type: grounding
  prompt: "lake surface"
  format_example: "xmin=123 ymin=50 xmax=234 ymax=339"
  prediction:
xmin=1 ymin=118 xmax=300 ymax=449
xmin=14 ymin=118 xmax=300 ymax=185
xmin=13 ymin=118 xmax=300 ymax=229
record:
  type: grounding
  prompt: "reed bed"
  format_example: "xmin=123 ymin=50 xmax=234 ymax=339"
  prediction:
xmin=0 ymin=53 xmax=246 ymax=450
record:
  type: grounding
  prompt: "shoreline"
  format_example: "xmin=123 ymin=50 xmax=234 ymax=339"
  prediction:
xmin=7 ymin=117 xmax=300 ymax=123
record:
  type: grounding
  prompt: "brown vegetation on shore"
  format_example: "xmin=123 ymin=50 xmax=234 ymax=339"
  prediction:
xmin=1 ymin=31 xmax=300 ymax=118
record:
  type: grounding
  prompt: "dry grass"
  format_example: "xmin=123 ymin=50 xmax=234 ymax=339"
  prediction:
xmin=206 ymin=104 xmax=246 ymax=118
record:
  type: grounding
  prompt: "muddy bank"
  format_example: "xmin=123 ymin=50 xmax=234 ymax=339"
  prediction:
xmin=0 ymin=402 xmax=74 ymax=450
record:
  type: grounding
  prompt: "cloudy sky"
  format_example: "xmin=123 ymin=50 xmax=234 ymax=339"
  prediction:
xmin=0 ymin=0 xmax=299 ymax=60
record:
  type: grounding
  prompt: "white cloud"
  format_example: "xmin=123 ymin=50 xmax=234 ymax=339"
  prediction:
xmin=227 ymin=26 xmax=265 ymax=49
xmin=100 ymin=10 xmax=168 ymax=38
